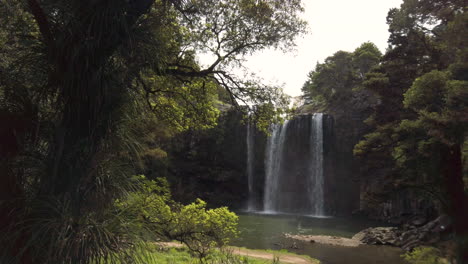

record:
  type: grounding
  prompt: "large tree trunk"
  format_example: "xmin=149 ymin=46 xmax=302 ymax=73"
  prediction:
xmin=443 ymin=144 xmax=468 ymax=263
xmin=4 ymin=0 xmax=156 ymax=262
xmin=0 ymin=113 xmax=33 ymax=263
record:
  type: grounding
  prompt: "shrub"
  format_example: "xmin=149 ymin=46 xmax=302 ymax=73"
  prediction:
xmin=403 ymin=246 xmax=446 ymax=264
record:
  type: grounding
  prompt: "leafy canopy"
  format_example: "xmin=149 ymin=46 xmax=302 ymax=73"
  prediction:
xmin=301 ymin=42 xmax=381 ymax=106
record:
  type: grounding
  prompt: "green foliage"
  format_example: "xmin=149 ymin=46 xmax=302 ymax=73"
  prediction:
xmin=144 ymin=76 xmax=221 ymax=132
xmin=403 ymin=69 xmax=467 ymax=146
xmin=109 ymin=245 xmax=290 ymax=264
xmin=352 ymin=42 xmax=383 ymax=80
xmin=301 ymin=42 xmax=381 ymax=105
xmin=0 ymin=197 xmax=160 ymax=264
xmin=0 ymin=0 xmax=305 ymax=262
xmin=403 ymin=71 xmax=449 ymax=112
xmin=116 ymin=176 xmax=239 ymax=260
xmin=302 ymin=51 xmax=353 ymax=102
xmin=252 ymin=100 xmax=291 ymax=133
xmin=354 ymin=0 xmax=468 ymax=260
xmin=181 ymin=0 xmax=306 ymax=56
xmin=403 ymin=246 xmax=446 ymax=264
xmin=355 ymin=0 xmax=467 ymax=181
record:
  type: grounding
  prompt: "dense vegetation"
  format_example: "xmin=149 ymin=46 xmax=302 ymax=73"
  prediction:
xmin=301 ymin=42 xmax=382 ymax=108
xmin=0 ymin=0 xmax=305 ymax=263
xmin=1 ymin=0 xmax=466 ymax=263
xmin=302 ymin=0 xmax=467 ymax=261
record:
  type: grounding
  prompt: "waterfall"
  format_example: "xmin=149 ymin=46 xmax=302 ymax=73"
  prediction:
xmin=309 ymin=113 xmax=324 ymax=216
xmin=264 ymin=121 xmax=290 ymax=212
xmin=262 ymin=114 xmax=325 ymax=215
xmin=246 ymin=121 xmax=255 ymax=211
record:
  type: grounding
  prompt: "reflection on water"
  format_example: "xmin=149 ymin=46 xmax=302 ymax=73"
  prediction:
xmin=233 ymin=212 xmax=408 ymax=264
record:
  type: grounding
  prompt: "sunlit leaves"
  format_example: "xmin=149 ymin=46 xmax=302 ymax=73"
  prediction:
xmin=142 ymin=75 xmax=220 ymax=131
xmin=116 ymin=176 xmax=238 ymax=259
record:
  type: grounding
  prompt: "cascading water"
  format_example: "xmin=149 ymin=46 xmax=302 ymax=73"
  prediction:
xmin=309 ymin=113 xmax=324 ymax=216
xmin=262 ymin=114 xmax=325 ymax=215
xmin=246 ymin=121 xmax=256 ymax=211
xmin=263 ymin=121 xmax=290 ymax=212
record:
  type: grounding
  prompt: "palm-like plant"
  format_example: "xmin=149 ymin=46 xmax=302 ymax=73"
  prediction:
xmin=1 ymin=0 xmax=306 ymax=263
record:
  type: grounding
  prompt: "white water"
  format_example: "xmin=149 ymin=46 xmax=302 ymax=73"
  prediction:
xmin=263 ymin=120 xmax=290 ymax=212
xmin=262 ymin=114 xmax=325 ymax=215
xmin=309 ymin=113 xmax=324 ymax=216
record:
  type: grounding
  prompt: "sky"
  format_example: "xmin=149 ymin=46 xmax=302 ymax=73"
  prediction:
xmin=239 ymin=0 xmax=404 ymax=97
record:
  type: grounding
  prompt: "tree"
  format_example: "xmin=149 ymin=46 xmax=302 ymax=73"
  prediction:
xmin=397 ymin=69 xmax=468 ymax=262
xmin=0 ymin=0 xmax=306 ymax=263
xmin=355 ymin=0 xmax=467 ymax=260
xmin=352 ymin=42 xmax=382 ymax=81
xmin=116 ymin=176 xmax=239 ymax=261
xmin=301 ymin=42 xmax=381 ymax=105
xmin=355 ymin=0 xmax=463 ymax=186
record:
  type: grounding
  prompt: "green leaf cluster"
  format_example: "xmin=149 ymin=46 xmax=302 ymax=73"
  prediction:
xmin=403 ymin=246 xmax=446 ymax=264
xmin=355 ymin=0 xmax=467 ymax=182
xmin=353 ymin=1 xmax=467 ymax=260
xmin=0 ymin=0 xmax=305 ymax=263
xmin=301 ymin=42 xmax=382 ymax=105
xmin=116 ymin=176 xmax=239 ymax=260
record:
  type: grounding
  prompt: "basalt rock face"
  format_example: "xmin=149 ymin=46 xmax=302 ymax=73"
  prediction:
xmin=160 ymin=109 xmax=255 ymax=209
xmin=358 ymin=183 xmax=439 ymax=224
xmin=319 ymin=113 xmax=360 ymax=216
xmin=245 ymin=121 xmax=267 ymax=211
xmin=297 ymin=90 xmax=377 ymax=216
xmin=159 ymin=88 xmax=438 ymax=220
xmin=322 ymin=91 xmax=377 ymax=217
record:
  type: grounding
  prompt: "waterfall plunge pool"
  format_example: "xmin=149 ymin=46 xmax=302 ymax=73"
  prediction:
xmin=232 ymin=212 xmax=408 ymax=264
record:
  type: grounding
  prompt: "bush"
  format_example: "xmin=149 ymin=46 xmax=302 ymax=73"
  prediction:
xmin=403 ymin=246 xmax=446 ymax=264
xmin=116 ymin=175 xmax=239 ymax=260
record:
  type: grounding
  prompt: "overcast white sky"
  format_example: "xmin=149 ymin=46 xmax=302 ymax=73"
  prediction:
xmin=239 ymin=0 xmax=403 ymax=97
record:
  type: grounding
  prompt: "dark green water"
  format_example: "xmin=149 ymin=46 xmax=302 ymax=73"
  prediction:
xmin=233 ymin=212 xmax=408 ymax=264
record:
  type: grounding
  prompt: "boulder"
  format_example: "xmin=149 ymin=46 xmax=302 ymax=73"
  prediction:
xmin=354 ymin=214 xmax=452 ymax=251
xmin=352 ymin=227 xmax=399 ymax=245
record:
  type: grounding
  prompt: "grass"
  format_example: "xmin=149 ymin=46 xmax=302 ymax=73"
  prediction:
xmin=124 ymin=243 xmax=320 ymax=264
xmin=229 ymin=247 xmax=320 ymax=264
xmin=96 ymin=242 xmax=319 ymax=264
xmin=137 ymin=246 xmax=280 ymax=264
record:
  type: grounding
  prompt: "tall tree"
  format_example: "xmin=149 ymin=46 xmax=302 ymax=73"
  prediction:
xmin=301 ymin=42 xmax=381 ymax=105
xmin=355 ymin=0 xmax=467 ymax=260
xmin=0 ymin=0 xmax=306 ymax=263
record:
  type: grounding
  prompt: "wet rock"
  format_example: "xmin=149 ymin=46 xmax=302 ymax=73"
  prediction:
xmin=354 ymin=214 xmax=452 ymax=251
xmin=410 ymin=215 xmax=428 ymax=227
xmin=352 ymin=227 xmax=399 ymax=245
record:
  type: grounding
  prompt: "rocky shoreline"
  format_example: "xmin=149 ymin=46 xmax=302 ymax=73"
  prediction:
xmin=285 ymin=234 xmax=362 ymax=247
xmin=353 ymin=215 xmax=451 ymax=251
xmin=286 ymin=215 xmax=452 ymax=252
